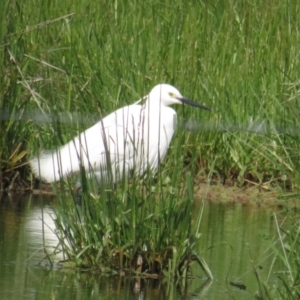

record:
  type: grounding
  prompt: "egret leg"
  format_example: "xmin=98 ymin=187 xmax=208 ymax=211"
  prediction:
xmin=75 ymin=181 xmax=82 ymax=206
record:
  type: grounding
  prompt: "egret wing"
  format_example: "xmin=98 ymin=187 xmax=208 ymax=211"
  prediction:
xmin=65 ymin=104 xmax=144 ymax=182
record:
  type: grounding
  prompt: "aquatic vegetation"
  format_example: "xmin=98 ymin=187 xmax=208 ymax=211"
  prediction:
xmin=254 ymin=213 xmax=300 ymax=299
xmin=52 ymin=172 xmax=212 ymax=279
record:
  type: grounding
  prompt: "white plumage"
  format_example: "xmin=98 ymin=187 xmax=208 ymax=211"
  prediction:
xmin=30 ymin=84 xmax=210 ymax=184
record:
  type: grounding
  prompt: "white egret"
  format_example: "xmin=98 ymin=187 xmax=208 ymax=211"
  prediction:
xmin=30 ymin=84 xmax=210 ymax=186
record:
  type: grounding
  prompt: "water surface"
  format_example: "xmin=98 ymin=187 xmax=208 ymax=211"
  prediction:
xmin=0 ymin=194 xmax=279 ymax=299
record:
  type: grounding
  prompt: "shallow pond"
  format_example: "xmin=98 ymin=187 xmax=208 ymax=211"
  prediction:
xmin=0 ymin=194 xmax=281 ymax=299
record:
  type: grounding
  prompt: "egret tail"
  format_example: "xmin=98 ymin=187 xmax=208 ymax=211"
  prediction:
xmin=30 ymin=143 xmax=82 ymax=183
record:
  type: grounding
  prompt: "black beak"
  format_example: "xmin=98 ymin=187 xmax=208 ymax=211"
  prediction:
xmin=177 ymin=97 xmax=211 ymax=111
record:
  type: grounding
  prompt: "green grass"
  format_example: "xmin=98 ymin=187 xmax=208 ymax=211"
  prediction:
xmin=254 ymin=212 xmax=300 ymax=299
xmin=51 ymin=171 xmax=212 ymax=278
xmin=1 ymin=0 xmax=300 ymax=190
xmin=1 ymin=0 xmax=300 ymax=288
xmin=1 ymin=0 xmax=300 ymax=189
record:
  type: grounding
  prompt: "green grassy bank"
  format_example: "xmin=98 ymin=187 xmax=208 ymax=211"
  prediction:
xmin=1 ymin=0 xmax=300 ymax=191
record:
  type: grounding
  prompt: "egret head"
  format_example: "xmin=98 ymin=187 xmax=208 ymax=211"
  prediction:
xmin=148 ymin=84 xmax=211 ymax=110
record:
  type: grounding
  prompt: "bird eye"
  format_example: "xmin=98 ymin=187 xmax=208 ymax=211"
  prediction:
xmin=169 ymin=92 xmax=174 ymax=97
